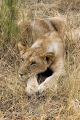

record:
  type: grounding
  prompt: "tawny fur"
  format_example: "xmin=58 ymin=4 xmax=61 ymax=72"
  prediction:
xmin=18 ymin=17 xmax=65 ymax=95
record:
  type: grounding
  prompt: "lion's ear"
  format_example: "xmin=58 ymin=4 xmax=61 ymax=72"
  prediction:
xmin=41 ymin=52 xmax=55 ymax=64
xmin=18 ymin=42 xmax=27 ymax=55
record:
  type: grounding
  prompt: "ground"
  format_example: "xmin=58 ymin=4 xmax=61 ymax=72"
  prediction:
xmin=0 ymin=0 xmax=80 ymax=120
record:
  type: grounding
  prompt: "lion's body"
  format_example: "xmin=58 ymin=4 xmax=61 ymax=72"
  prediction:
xmin=18 ymin=17 xmax=65 ymax=94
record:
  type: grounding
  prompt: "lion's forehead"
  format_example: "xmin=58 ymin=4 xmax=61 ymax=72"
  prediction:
xmin=22 ymin=51 xmax=34 ymax=59
xmin=30 ymin=56 xmax=42 ymax=63
xmin=22 ymin=51 xmax=42 ymax=63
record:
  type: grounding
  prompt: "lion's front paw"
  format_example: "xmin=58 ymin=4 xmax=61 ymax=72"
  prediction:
xmin=37 ymin=84 xmax=46 ymax=93
xmin=25 ymin=87 xmax=37 ymax=95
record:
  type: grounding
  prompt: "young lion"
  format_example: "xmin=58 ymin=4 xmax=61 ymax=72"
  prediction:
xmin=18 ymin=17 xmax=65 ymax=95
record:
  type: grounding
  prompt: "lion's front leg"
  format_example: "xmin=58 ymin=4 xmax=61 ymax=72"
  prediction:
xmin=25 ymin=76 xmax=39 ymax=95
xmin=37 ymin=63 xmax=63 ymax=93
xmin=25 ymin=86 xmax=38 ymax=95
xmin=37 ymin=73 xmax=58 ymax=93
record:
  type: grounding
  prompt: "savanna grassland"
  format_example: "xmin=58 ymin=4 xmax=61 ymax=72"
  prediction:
xmin=0 ymin=0 xmax=80 ymax=120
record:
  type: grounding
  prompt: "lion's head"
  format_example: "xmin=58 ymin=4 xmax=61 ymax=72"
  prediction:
xmin=18 ymin=42 xmax=55 ymax=84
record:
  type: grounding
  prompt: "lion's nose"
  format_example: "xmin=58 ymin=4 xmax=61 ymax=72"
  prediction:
xmin=20 ymin=73 xmax=23 ymax=76
xmin=19 ymin=73 xmax=23 ymax=77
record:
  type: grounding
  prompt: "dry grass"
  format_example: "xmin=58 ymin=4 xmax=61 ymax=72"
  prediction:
xmin=0 ymin=0 xmax=80 ymax=120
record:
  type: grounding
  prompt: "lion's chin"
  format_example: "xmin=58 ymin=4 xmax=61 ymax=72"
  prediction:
xmin=37 ymin=67 xmax=53 ymax=84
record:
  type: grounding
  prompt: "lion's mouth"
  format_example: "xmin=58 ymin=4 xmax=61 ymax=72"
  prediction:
xmin=37 ymin=67 xmax=53 ymax=84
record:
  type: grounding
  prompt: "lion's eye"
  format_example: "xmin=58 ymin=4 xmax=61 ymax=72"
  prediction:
xmin=20 ymin=58 xmax=24 ymax=63
xmin=30 ymin=61 xmax=36 ymax=66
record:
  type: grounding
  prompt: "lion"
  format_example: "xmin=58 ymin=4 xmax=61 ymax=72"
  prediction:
xmin=18 ymin=17 xmax=65 ymax=95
